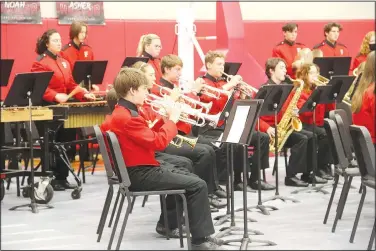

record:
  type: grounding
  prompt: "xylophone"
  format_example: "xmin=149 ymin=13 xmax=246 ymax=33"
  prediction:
xmin=0 ymin=106 xmax=53 ymax=123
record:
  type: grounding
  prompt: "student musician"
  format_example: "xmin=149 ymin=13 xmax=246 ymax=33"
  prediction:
xmin=155 ymin=54 xmax=227 ymax=207
xmin=60 ymin=21 xmax=99 ymax=91
xmin=100 ymin=67 xmax=223 ymax=250
xmin=199 ymin=51 xmax=275 ymax=191
xmin=261 ymin=57 xmax=320 ymax=186
xmin=31 ymin=29 xmax=96 ymax=191
xmin=272 ymin=23 xmax=306 ymax=78
xmin=313 ymin=22 xmax=349 ymax=57
xmin=351 ymin=51 xmax=375 ymax=147
xmin=296 ymin=63 xmax=334 ymax=181
xmin=136 ymin=34 xmax=163 ymax=94
xmin=350 ymin=31 xmax=375 ymax=75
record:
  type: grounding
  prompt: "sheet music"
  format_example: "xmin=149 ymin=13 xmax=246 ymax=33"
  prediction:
xmin=212 ymin=133 xmax=223 ymax=148
xmin=226 ymin=106 xmax=250 ymax=143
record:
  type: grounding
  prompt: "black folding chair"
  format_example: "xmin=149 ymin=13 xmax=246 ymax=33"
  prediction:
xmin=322 ymin=118 xmax=360 ymax=233
xmin=105 ymin=131 xmax=191 ymax=250
xmin=348 ymin=125 xmax=375 ymax=250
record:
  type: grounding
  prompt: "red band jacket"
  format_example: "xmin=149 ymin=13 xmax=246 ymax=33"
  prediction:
xmin=313 ymin=40 xmax=349 ymax=57
xmin=350 ymin=53 xmax=367 ymax=75
xmin=272 ymin=40 xmax=306 ymax=78
xmin=60 ymin=41 xmax=94 ymax=70
xmin=31 ymin=50 xmax=87 ymax=103
xmin=100 ymin=98 xmax=178 ymax=167
xmin=141 ymin=51 xmax=162 ymax=95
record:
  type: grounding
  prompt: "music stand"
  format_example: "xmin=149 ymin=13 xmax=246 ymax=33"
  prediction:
xmin=313 ymin=57 xmax=351 ymax=79
xmin=72 ymin=60 xmax=108 ymax=91
xmin=121 ymin=57 xmax=149 ymax=68
xmin=259 ymin=84 xmax=300 ymax=204
xmin=326 ymin=75 xmax=355 ymax=109
xmin=222 ymin=62 xmax=242 ymax=78
xmin=291 ymin=85 xmax=334 ymax=195
xmin=216 ymin=99 xmax=276 ymax=249
xmin=1 ymin=59 xmax=14 ymax=87
xmin=7 ymin=71 xmax=54 ymax=213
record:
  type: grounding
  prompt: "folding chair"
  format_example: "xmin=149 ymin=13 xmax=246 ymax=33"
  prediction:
xmin=106 ymin=131 xmax=191 ymax=250
xmin=348 ymin=125 xmax=375 ymax=250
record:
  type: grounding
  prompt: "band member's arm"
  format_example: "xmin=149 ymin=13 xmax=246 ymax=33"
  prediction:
xmin=66 ymin=71 xmax=88 ymax=101
xmin=31 ymin=62 xmax=59 ymax=103
xmin=255 ymin=119 xmax=271 ymax=133
xmin=296 ymin=92 xmax=314 ymax=118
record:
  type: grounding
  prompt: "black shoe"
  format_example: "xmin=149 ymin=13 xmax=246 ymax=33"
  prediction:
xmin=285 ymin=176 xmax=309 ymax=187
xmin=214 ymin=186 xmax=227 ymax=199
xmin=51 ymin=180 xmax=66 ymax=191
xmin=301 ymin=174 xmax=328 ymax=184
xmin=234 ymin=183 xmax=254 ymax=192
xmin=62 ymin=180 xmax=77 ymax=189
xmin=249 ymin=180 xmax=276 ymax=190
xmin=155 ymin=222 xmax=186 ymax=238
xmin=317 ymin=170 xmax=334 ymax=180
xmin=208 ymin=194 xmax=227 ymax=209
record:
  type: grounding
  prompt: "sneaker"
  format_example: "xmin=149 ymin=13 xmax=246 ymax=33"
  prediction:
xmin=208 ymin=194 xmax=227 ymax=209
xmin=155 ymin=222 xmax=186 ymax=238
xmin=214 ymin=186 xmax=227 ymax=199
xmin=192 ymin=241 xmax=222 ymax=250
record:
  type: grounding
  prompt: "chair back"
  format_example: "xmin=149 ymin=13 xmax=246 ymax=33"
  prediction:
xmin=105 ymin=131 xmax=131 ymax=188
xmin=336 ymin=102 xmax=353 ymax=124
xmin=324 ymin=118 xmax=348 ymax=169
xmin=93 ymin=125 xmax=116 ymax=182
xmin=329 ymin=109 xmax=355 ymax=152
xmin=349 ymin=125 xmax=375 ymax=178
xmin=333 ymin=114 xmax=354 ymax=162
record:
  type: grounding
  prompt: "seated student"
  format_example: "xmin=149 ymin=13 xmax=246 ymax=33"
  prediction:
xmin=198 ymin=50 xmax=275 ymax=191
xmin=350 ymin=31 xmax=375 ymax=75
xmin=155 ymin=54 xmax=227 ymax=204
xmin=352 ymin=51 xmax=375 ymax=147
xmin=100 ymin=68 xmax=222 ymax=250
xmin=296 ymin=63 xmax=333 ymax=182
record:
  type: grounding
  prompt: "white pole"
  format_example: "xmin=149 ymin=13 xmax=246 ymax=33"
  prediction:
xmin=176 ymin=4 xmax=195 ymax=92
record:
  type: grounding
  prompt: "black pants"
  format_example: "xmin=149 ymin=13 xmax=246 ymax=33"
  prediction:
xmin=35 ymin=122 xmax=76 ymax=181
xmin=155 ymin=152 xmax=194 ymax=173
xmin=234 ymin=131 xmax=270 ymax=184
xmin=303 ymin=124 xmax=332 ymax=171
xmin=127 ymin=165 xmax=215 ymax=238
xmin=163 ymin=141 xmax=217 ymax=194
xmin=284 ymin=129 xmax=313 ymax=177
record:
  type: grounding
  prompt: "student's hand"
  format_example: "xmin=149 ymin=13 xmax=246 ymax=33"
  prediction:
xmin=91 ymin=84 xmax=100 ymax=91
xmin=84 ymin=93 xmax=96 ymax=101
xmin=292 ymin=107 xmax=299 ymax=117
xmin=192 ymin=78 xmax=205 ymax=93
xmin=229 ymin=75 xmax=242 ymax=87
xmin=55 ymin=93 xmax=69 ymax=103
xmin=169 ymin=87 xmax=181 ymax=102
xmin=266 ymin=127 xmax=276 ymax=138
xmin=166 ymin=104 xmax=182 ymax=123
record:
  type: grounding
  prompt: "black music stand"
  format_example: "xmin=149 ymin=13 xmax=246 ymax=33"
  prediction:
xmin=216 ymin=99 xmax=276 ymax=249
xmin=260 ymin=84 xmax=300 ymax=204
xmin=72 ymin=60 xmax=108 ymax=91
xmin=121 ymin=57 xmax=149 ymax=68
xmin=7 ymin=71 xmax=54 ymax=213
xmin=222 ymin=62 xmax=242 ymax=78
xmin=313 ymin=57 xmax=351 ymax=79
xmin=326 ymin=75 xmax=355 ymax=109
xmin=1 ymin=59 xmax=14 ymax=87
xmin=291 ymin=86 xmax=333 ymax=195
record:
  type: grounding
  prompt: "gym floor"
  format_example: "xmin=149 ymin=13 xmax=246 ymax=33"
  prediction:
xmin=1 ymin=157 xmax=374 ymax=250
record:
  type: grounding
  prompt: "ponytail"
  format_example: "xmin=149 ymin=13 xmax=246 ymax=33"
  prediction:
xmin=35 ymin=29 xmax=58 ymax=55
xmin=136 ymin=34 xmax=160 ymax=57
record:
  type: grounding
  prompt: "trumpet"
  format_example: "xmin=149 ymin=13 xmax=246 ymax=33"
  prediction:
xmin=171 ymin=135 xmax=198 ymax=148
xmin=312 ymin=75 xmax=329 ymax=86
xmin=221 ymin=71 xmax=259 ymax=95
xmin=201 ymin=84 xmax=232 ymax=99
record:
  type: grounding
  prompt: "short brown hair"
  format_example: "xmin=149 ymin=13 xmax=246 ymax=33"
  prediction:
xmin=106 ymin=88 xmax=118 ymax=113
xmin=205 ymin=50 xmax=225 ymax=67
xmin=131 ymin=61 xmax=150 ymax=73
xmin=113 ymin=68 xmax=148 ymax=98
xmin=161 ymin=54 xmax=183 ymax=74
xmin=282 ymin=23 xmax=298 ymax=32
xmin=265 ymin=57 xmax=287 ymax=78
xmin=323 ymin=22 xmax=342 ymax=36
xmin=69 ymin=21 xmax=88 ymax=40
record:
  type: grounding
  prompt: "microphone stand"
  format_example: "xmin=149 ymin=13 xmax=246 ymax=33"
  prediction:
xmin=9 ymin=91 xmax=53 ymax=213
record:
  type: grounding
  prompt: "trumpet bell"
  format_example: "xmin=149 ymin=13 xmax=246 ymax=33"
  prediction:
xmin=313 ymin=75 xmax=329 ymax=86
xmin=172 ymin=135 xmax=198 ymax=148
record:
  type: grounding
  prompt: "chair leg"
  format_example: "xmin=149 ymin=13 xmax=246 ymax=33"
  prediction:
xmin=368 ymin=219 xmax=375 ymax=250
xmin=179 ymin=194 xmax=192 ymax=250
xmin=324 ymin=174 xmax=339 ymax=224
xmin=332 ymin=175 xmax=349 ymax=233
xmin=108 ymin=189 xmax=121 ymax=228
xmin=97 ymin=186 xmax=113 ymax=234
xmin=107 ymin=193 xmax=125 ymax=251
xmin=142 ymin=195 xmax=148 ymax=207
xmin=175 ymin=195 xmax=184 ymax=248
xmin=350 ymin=185 xmax=366 ymax=243
xmin=91 ymin=147 xmax=99 ymax=175
xmin=130 ymin=196 xmax=137 ymax=213
xmin=358 ymin=185 xmax=363 ymax=194
xmin=339 ymin=176 xmax=353 ymax=219
xmin=160 ymin=195 xmax=170 ymax=240
xmin=115 ymin=196 xmax=133 ymax=250
xmin=97 ymin=186 xmax=114 ymax=243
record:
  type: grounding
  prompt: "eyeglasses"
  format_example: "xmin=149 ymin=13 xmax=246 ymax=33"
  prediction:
xmin=50 ymin=39 xmax=61 ymax=43
xmin=154 ymin=45 xmax=162 ymax=49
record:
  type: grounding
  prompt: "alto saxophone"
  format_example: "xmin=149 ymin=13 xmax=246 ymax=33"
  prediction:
xmin=269 ymin=79 xmax=304 ymax=153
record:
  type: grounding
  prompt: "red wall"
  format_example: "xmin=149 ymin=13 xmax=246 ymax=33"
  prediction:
xmin=1 ymin=18 xmax=374 ymax=100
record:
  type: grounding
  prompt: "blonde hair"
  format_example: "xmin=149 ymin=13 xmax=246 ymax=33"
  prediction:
xmin=205 ymin=50 xmax=225 ymax=67
xmin=131 ymin=61 xmax=150 ymax=73
xmin=359 ymin=31 xmax=375 ymax=55
xmin=136 ymin=34 xmax=160 ymax=57
xmin=352 ymin=51 xmax=375 ymax=113
xmin=161 ymin=54 xmax=183 ymax=74
xmin=312 ymin=49 xmax=324 ymax=59
xmin=295 ymin=48 xmax=313 ymax=64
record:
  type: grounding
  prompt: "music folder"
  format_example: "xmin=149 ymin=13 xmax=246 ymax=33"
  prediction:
xmin=72 ymin=60 xmax=108 ymax=87
xmin=1 ymin=59 xmax=14 ymax=87
xmin=222 ymin=62 xmax=242 ymax=79
xmin=313 ymin=57 xmax=352 ymax=79
xmin=121 ymin=57 xmax=149 ymax=68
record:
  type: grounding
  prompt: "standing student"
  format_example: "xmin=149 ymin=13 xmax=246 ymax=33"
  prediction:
xmin=313 ymin=22 xmax=349 ymax=57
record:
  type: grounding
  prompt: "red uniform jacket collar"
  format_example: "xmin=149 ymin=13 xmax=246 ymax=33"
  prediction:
xmin=283 ymin=39 xmax=295 ymax=46
xmin=142 ymin=51 xmax=156 ymax=60
xmin=160 ymin=77 xmax=174 ymax=89
xmin=118 ymin=98 xmax=139 ymax=117
xmin=44 ymin=50 xmax=58 ymax=60
xmin=203 ymin=73 xmax=225 ymax=82
xmin=325 ymin=39 xmax=337 ymax=48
